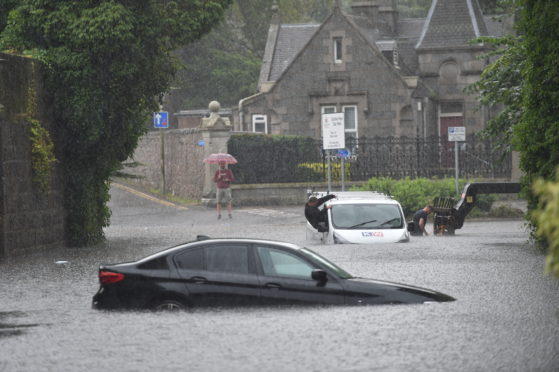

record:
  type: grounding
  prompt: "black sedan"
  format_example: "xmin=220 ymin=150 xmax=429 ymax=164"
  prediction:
xmin=92 ymin=237 xmax=454 ymax=310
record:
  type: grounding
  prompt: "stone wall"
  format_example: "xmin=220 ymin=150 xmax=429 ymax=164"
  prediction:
xmin=0 ymin=53 xmax=66 ymax=259
xmin=126 ymin=128 xmax=206 ymax=200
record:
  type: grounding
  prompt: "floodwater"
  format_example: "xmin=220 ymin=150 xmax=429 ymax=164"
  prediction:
xmin=1 ymin=186 xmax=558 ymax=372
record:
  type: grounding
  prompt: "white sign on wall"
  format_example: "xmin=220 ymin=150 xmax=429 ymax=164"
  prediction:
xmin=321 ymin=113 xmax=345 ymax=150
xmin=448 ymin=126 xmax=466 ymax=141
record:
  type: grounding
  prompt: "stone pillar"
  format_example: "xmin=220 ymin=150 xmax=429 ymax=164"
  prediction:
xmin=511 ymin=151 xmax=523 ymax=182
xmin=199 ymin=101 xmax=232 ymax=200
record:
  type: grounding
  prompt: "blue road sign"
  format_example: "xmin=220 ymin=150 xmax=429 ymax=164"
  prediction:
xmin=337 ymin=149 xmax=350 ymax=158
xmin=154 ymin=111 xmax=169 ymax=128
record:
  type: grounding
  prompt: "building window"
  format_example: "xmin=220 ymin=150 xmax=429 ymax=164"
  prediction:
xmin=321 ymin=106 xmax=336 ymax=115
xmin=252 ymin=114 xmax=267 ymax=133
xmin=334 ymin=38 xmax=343 ymax=63
xmin=440 ymin=101 xmax=463 ymax=116
xmin=342 ymin=105 xmax=358 ymax=151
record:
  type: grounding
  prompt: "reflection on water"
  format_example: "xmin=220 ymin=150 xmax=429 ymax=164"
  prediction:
xmin=0 ymin=187 xmax=557 ymax=371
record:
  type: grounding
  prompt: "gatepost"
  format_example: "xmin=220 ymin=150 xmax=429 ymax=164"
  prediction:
xmin=199 ymin=101 xmax=232 ymax=203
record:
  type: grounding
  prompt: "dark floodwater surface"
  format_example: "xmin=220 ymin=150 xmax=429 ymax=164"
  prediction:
xmin=1 ymin=187 xmax=558 ymax=372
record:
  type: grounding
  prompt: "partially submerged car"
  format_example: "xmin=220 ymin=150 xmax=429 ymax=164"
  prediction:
xmin=92 ymin=237 xmax=454 ymax=310
xmin=307 ymin=191 xmax=410 ymax=244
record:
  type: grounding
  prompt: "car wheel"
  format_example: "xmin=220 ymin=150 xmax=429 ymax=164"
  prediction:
xmin=154 ymin=299 xmax=187 ymax=311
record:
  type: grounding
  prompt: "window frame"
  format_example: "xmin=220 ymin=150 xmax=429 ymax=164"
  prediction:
xmin=255 ymin=245 xmax=316 ymax=280
xmin=334 ymin=37 xmax=343 ymax=63
xmin=252 ymin=114 xmax=267 ymax=134
xmin=342 ymin=105 xmax=358 ymax=150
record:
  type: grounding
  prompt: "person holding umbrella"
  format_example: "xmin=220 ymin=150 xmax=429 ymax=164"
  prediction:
xmin=214 ymin=161 xmax=234 ymax=219
xmin=204 ymin=153 xmax=237 ymax=219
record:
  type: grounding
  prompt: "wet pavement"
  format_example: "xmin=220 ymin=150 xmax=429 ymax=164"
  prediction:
xmin=1 ymin=185 xmax=558 ymax=371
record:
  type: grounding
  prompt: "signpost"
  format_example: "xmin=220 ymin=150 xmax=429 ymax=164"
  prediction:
xmin=154 ymin=111 xmax=169 ymax=128
xmin=337 ymin=149 xmax=350 ymax=191
xmin=448 ymin=126 xmax=466 ymax=195
xmin=322 ymin=113 xmax=345 ymax=192
xmin=154 ymin=111 xmax=169 ymax=193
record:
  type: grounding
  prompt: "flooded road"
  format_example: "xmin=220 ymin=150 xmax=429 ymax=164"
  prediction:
xmin=1 ymin=186 xmax=558 ymax=371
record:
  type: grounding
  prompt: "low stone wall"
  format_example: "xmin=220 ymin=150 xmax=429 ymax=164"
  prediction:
xmin=223 ymin=181 xmax=367 ymax=206
xmin=126 ymin=128 xmax=206 ymax=200
xmin=0 ymin=53 xmax=66 ymax=258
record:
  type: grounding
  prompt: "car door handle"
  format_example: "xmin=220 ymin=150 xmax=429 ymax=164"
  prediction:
xmin=190 ymin=276 xmax=207 ymax=284
xmin=264 ymin=283 xmax=282 ymax=289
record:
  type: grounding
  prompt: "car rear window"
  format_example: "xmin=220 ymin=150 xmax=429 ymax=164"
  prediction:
xmin=138 ymin=256 xmax=169 ymax=270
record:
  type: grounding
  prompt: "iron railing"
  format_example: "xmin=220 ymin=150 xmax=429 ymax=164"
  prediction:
xmin=232 ymin=135 xmax=512 ymax=183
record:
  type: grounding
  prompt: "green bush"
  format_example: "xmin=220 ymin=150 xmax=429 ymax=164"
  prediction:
xmin=532 ymin=170 xmax=559 ymax=278
xmin=355 ymin=177 xmax=495 ymax=218
xmin=297 ymin=161 xmax=350 ymax=182
xmin=228 ymin=134 xmax=321 ymax=183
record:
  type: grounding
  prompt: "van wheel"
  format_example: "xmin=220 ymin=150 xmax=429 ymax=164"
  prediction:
xmin=154 ymin=299 xmax=187 ymax=311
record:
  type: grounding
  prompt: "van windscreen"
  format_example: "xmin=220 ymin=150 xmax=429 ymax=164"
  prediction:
xmin=331 ymin=204 xmax=403 ymax=229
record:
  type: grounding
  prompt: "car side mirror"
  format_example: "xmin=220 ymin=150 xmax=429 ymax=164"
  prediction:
xmin=311 ymin=269 xmax=328 ymax=282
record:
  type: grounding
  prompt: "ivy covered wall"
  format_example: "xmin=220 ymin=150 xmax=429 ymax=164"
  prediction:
xmin=0 ymin=53 xmax=65 ymax=258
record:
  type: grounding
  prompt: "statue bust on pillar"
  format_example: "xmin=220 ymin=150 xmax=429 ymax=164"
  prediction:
xmin=200 ymin=101 xmax=231 ymax=129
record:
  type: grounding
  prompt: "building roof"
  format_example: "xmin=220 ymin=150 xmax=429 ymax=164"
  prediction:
xmin=259 ymin=0 xmax=506 ymax=85
xmin=416 ymin=0 xmax=489 ymax=49
xmin=269 ymin=24 xmax=320 ymax=81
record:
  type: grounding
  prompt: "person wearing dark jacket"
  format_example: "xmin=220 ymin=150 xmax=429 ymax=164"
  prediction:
xmin=305 ymin=194 xmax=336 ymax=232
xmin=411 ymin=205 xmax=434 ymax=236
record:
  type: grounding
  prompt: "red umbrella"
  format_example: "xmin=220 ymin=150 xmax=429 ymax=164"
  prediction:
xmin=203 ymin=153 xmax=237 ymax=164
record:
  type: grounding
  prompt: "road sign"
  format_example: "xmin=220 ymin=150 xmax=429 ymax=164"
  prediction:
xmin=154 ymin=111 xmax=169 ymax=128
xmin=448 ymin=126 xmax=466 ymax=141
xmin=321 ymin=113 xmax=345 ymax=150
xmin=337 ymin=149 xmax=350 ymax=158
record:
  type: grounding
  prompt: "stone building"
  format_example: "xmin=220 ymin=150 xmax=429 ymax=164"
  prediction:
xmin=235 ymin=0 xmax=512 ymax=146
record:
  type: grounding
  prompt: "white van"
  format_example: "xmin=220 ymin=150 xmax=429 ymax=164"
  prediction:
xmin=307 ymin=191 xmax=409 ymax=244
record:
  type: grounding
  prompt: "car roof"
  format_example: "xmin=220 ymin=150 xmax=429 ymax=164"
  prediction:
xmin=139 ymin=238 xmax=303 ymax=262
xmin=329 ymin=198 xmax=400 ymax=205
xmin=312 ymin=191 xmax=398 ymax=204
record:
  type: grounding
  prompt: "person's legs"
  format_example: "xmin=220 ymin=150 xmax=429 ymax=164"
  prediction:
xmin=224 ymin=188 xmax=232 ymax=218
xmin=216 ymin=189 xmax=223 ymax=218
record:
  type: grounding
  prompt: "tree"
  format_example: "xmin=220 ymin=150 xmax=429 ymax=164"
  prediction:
xmin=465 ymin=34 xmax=525 ymax=154
xmin=514 ymin=0 xmax=559 ymax=231
xmin=172 ymin=0 xmax=334 ymax=110
xmin=0 ymin=0 xmax=232 ymax=245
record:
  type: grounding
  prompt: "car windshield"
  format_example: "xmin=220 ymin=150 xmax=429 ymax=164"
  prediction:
xmin=331 ymin=203 xmax=403 ymax=229
xmin=300 ymin=248 xmax=353 ymax=279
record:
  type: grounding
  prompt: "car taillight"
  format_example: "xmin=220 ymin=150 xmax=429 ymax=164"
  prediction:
xmin=99 ymin=270 xmax=125 ymax=285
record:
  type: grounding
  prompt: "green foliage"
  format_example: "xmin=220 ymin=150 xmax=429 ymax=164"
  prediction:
xmin=298 ymin=161 xmax=350 ymax=182
xmin=173 ymin=0 xmax=334 ymax=110
xmin=0 ymin=0 xmax=231 ymax=246
xmin=175 ymin=29 xmax=261 ymax=108
xmin=513 ymin=0 xmax=559 ymax=232
xmin=228 ymin=133 xmax=321 ymax=183
xmin=465 ymin=34 xmax=525 ymax=155
xmin=29 ymin=119 xmax=57 ymax=193
xmin=532 ymin=169 xmax=559 ymax=277
xmin=356 ymin=177 xmax=495 ymax=217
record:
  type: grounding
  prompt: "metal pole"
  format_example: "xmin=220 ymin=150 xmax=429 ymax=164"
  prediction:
xmin=327 ymin=151 xmax=332 ymax=194
xmin=341 ymin=156 xmax=345 ymax=191
xmin=160 ymin=128 xmax=166 ymax=195
xmin=454 ymin=140 xmax=459 ymax=196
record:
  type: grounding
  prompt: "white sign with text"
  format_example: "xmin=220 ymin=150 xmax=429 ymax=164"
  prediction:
xmin=321 ymin=113 xmax=345 ymax=150
xmin=448 ymin=126 xmax=466 ymax=141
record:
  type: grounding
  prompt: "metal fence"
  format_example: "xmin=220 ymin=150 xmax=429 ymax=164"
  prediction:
xmin=344 ymin=135 xmax=511 ymax=181
xmin=232 ymin=135 xmax=512 ymax=183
